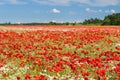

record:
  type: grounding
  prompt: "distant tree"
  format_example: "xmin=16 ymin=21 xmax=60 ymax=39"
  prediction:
xmin=72 ymin=22 xmax=76 ymax=25
xmin=65 ymin=22 xmax=70 ymax=25
xmin=102 ymin=13 xmax=120 ymax=25
xmin=8 ymin=21 xmax=11 ymax=25
xmin=49 ymin=21 xmax=56 ymax=25
xmin=83 ymin=18 xmax=103 ymax=25
xmin=102 ymin=17 xmax=111 ymax=25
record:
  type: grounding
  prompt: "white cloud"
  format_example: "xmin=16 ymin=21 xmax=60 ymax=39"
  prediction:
xmin=52 ymin=20 xmax=56 ymax=22
xmin=85 ymin=8 xmax=90 ymax=12
xmin=98 ymin=10 xmax=102 ymax=12
xmin=86 ymin=8 xmax=116 ymax=13
xmin=105 ymin=9 xmax=116 ymax=13
xmin=0 ymin=0 xmax=27 ymax=5
xmin=0 ymin=0 xmax=119 ymax=6
xmin=85 ymin=8 xmax=102 ymax=13
xmin=52 ymin=8 xmax=61 ymax=13
xmin=32 ymin=0 xmax=120 ymax=7
xmin=110 ymin=9 xmax=116 ymax=13
xmin=84 ymin=0 xmax=120 ymax=6
xmin=32 ymin=0 xmax=70 ymax=6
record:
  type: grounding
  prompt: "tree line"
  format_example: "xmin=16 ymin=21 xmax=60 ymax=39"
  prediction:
xmin=0 ymin=13 xmax=120 ymax=26
xmin=83 ymin=13 xmax=120 ymax=25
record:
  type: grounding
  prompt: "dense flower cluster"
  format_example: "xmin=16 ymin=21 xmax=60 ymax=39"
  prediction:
xmin=0 ymin=26 xmax=120 ymax=80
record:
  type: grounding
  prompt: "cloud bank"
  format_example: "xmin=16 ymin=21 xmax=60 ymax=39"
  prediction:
xmin=0 ymin=0 xmax=119 ymax=6
xmin=32 ymin=0 xmax=120 ymax=7
xmin=85 ymin=8 xmax=116 ymax=13
xmin=0 ymin=0 xmax=27 ymax=5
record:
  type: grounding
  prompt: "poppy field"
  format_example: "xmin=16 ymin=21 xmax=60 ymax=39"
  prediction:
xmin=0 ymin=26 xmax=120 ymax=80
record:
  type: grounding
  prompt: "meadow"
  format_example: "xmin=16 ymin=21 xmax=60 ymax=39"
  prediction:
xmin=0 ymin=26 xmax=120 ymax=80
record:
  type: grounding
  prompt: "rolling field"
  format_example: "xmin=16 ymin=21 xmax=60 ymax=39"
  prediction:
xmin=0 ymin=26 xmax=120 ymax=80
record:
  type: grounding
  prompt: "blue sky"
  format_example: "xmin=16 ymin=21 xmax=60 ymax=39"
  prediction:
xmin=0 ymin=0 xmax=120 ymax=23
